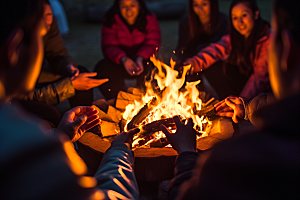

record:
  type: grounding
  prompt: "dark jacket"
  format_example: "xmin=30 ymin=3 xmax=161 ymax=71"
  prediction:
xmin=16 ymin=19 xmax=76 ymax=105
xmin=0 ymin=104 xmax=139 ymax=199
xmin=169 ymin=93 xmax=300 ymax=200
xmin=175 ymin=12 xmax=228 ymax=65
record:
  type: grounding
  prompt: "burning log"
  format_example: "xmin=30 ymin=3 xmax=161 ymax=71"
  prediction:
xmin=127 ymin=87 xmax=167 ymax=130
xmin=193 ymin=98 xmax=219 ymax=119
xmin=136 ymin=118 xmax=176 ymax=138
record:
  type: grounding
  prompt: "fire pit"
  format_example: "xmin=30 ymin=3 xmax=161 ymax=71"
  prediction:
xmin=77 ymin=56 xmax=235 ymax=182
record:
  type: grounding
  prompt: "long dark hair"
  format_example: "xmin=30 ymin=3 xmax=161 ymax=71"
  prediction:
xmin=104 ymin=0 xmax=151 ymax=33
xmin=223 ymin=0 xmax=269 ymax=77
xmin=188 ymin=0 xmax=220 ymax=39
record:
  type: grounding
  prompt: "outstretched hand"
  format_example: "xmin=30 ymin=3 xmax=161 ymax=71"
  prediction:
xmin=111 ymin=128 xmax=140 ymax=149
xmin=214 ymin=96 xmax=246 ymax=123
xmin=160 ymin=116 xmax=197 ymax=155
xmin=71 ymin=72 xmax=109 ymax=90
xmin=57 ymin=106 xmax=100 ymax=143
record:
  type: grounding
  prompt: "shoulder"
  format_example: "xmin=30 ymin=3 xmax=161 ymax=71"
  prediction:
xmin=146 ymin=12 xmax=159 ymax=23
xmin=0 ymin=105 xmax=56 ymax=158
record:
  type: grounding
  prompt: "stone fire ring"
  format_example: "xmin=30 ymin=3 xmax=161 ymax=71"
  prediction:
xmin=77 ymin=118 xmax=234 ymax=182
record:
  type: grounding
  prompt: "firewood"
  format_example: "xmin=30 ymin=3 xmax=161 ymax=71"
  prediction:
xmin=136 ymin=118 xmax=176 ymax=138
xmin=193 ymin=98 xmax=219 ymax=118
xmin=150 ymin=138 xmax=170 ymax=148
xmin=127 ymin=87 xmax=167 ymax=129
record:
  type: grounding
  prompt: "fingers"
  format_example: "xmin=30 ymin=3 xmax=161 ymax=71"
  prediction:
xmin=217 ymin=111 xmax=234 ymax=118
xmin=186 ymin=118 xmax=194 ymax=127
xmin=225 ymin=98 xmax=237 ymax=110
xmin=126 ymin=128 xmax=140 ymax=137
xmin=80 ymin=117 xmax=100 ymax=133
xmin=72 ymin=106 xmax=95 ymax=116
xmin=160 ymin=124 xmax=171 ymax=138
xmin=73 ymin=114 xmax=88 ymax=129
xmin=214 ymin=99 xmax=226 ymax=110
xmin=173 ymin=115 xmax=182 ymax=126
xmin=87 ymin=78 xmax=109 ymax=87
xmin=80 ymin=72 xmax=98 ymax=77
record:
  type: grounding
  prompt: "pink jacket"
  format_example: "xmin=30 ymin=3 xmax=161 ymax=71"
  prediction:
xmin=102 ymin=13 xmax=161 ymax=64
xmin=192 ymin=32 xmax=271 ymax=99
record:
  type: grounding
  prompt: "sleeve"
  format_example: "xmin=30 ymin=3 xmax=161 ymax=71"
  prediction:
xmin=192 ymin=35 xmax=231 ymax=71
xmin=135 ymin=14 xmax=161 ymax=59
xmin=239 ymin=37 xmax=271 ymax=99
xmin=168 ymin=151 xmax=199 ymax=200
xmin=94 ymin=144 xmax=139 ymax=200
xmin=101 ymin=23 xmax=127 ymax=64
xmin=43 ymin=18 xmax=77 ymax=76
xmin=16 ymin=78 xmax=75 ymax=105
xmin=245 ymin=93 xmax=276 ymax=124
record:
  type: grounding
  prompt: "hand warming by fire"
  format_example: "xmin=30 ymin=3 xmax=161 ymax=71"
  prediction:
xmin=122 ymin=56 xmax=213 ymax=149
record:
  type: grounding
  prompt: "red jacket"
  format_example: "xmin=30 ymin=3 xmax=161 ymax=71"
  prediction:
xmin=102 ymin=13 xmax=161 ymax=64
xmin=192 ymin=32 xmax=271 ymax=100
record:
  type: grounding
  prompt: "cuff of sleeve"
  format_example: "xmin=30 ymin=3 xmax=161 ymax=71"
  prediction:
xmin=175 ymin=151 xmax=199 ymax=175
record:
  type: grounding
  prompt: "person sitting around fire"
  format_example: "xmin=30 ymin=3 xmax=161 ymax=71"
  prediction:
xmin=0 ymin=0 xmax=140 ymax=199
xmin=175 ymin=0 xmax=228 ymax=72
xmin=94 ymin=0 xmax=161 ymax=100
xmin=184 ymin=0 xmax=271 ymax=100
xmin=16 ymin=0 xmax=108 ymax=107
xmin=161 ymin=0 xmax=300 ymax=199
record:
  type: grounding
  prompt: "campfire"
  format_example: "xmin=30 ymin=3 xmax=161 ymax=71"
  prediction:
xmin=79 ymin=56 xmax=234 ymax=179
xmin=122 ymin=56 xmax=214 ymax=149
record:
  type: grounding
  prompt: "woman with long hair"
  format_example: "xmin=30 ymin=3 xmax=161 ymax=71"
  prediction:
xmin=94 ymin=0 xmax=161 ymax=100
xmin=176 ymin=0 xmax=228 ymax=66
xmin=185 ymin=0 xmax=271 ymax=100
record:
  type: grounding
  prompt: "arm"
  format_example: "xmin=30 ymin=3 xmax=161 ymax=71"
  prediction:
xmin=16 ymin=78 xmax=75 ymax=105
xmin=102 ymin=23 xmax=127 ymax=64
xmin=135 ymin=14 xmax=161 ymax=60
xmin=215 ymin=93 xmax=275 ymax=124
xmin=187 ymin=35 xmax=231 ymax=73
xmin=93 ymin=129 xmax=140 ymax=200
xmin=168 ymin=151 xmax=199 ymax=200
xmin=245 ymin=93 xmax=275 ymax=125
xmin=239 ymin=36 xmax=271 ymax=99
xmin=44 ymin=19 xmax=77 ymax=76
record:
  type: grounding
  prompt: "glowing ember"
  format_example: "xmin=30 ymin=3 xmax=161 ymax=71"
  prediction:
xmin=122 ymin=56 xmax=212 ymax=148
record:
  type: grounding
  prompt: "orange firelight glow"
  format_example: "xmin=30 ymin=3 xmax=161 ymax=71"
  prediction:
xmin=122 ymin=56 xmax=211 ymax=148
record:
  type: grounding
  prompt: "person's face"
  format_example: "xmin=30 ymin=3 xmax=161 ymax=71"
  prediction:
xmin=231 ymin=3 xmax=258 ymax=38
xmin=119 ymin=0 xmax=140 ymax=25
xmin=14 ymin=18 xmax=48 ymax=95
xmin=193 ymin=0 xmax=210 ymax=24
xmin=44 ymin=3 xmax=53 ymax=31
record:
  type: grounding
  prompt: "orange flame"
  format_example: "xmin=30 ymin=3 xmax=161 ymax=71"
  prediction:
xmin=123 ymin=56 xmax=211 ymax=148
